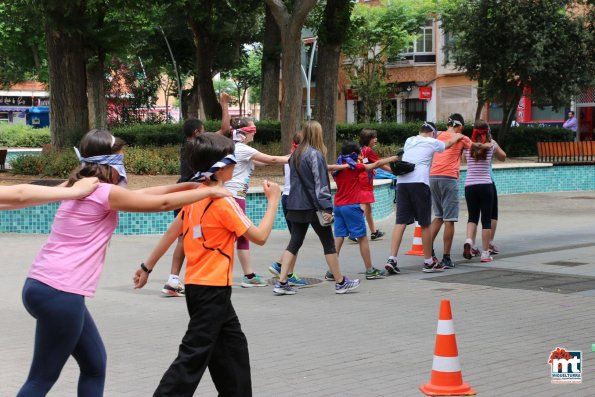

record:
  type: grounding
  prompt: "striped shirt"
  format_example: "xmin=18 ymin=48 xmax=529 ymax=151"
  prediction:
xmin=464 ymin=146 xmax=494 ymax=186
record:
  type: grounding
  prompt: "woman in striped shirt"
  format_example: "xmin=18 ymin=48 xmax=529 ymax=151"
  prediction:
xmin=462 ymin=120 xmax=506 ymax=262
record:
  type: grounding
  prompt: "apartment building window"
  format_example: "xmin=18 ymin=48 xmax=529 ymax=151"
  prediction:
xmin=394 ymin=20 xmax=435 ymax=64
xmin=404 ymin=99 xmax=427 ymax=122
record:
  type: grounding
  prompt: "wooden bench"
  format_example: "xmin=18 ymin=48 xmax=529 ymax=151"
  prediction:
xmin=537 ymin=141 xmax=595 ymax=164
xmin=0 ymin=149 xmax=7 ymax=171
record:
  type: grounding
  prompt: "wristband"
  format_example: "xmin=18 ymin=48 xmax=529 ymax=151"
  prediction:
xmin=140 ymin=263 xmax=152 ymax=274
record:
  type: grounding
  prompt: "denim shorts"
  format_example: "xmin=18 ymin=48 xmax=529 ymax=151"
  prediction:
xmin=430 ymin=177 xmax=460 ymax=221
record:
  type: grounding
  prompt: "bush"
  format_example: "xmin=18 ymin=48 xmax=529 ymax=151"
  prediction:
xmin=0 ymin=124 xmax=51 ymax=147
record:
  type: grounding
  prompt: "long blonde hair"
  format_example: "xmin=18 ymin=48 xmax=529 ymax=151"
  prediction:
xmin=292 ymin=120 xmax=326 ymax=167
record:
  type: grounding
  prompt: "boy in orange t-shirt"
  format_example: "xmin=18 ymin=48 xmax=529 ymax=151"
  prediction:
xmin=133 ymin=133 xmax=280 ymax=396
xmin=429 ymin=114 xmax=472 ymax=269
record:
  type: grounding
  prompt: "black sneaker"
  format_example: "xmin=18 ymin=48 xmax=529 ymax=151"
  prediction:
xmin=371 ymin=229 xmax=385 ymax=240
xmin=384 ymin=258 xmax=401 ymax=275
xmin=441 ymin=256 xmax=455 ymax=269
xmin=423 ymin=262 xmax=445 ymax=273
xmin=348 ymin=236 xmax=358 ymax=243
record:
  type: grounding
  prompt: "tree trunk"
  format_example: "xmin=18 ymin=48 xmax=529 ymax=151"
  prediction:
xmin=314 ymin=0 xmax=353 ymax=162
xmin=87 ymin=49 xmax=107 ymax=130
xmin=182 ymin=77 xmax=201 ymax=120
xmin=46 ymin=21 xmax=88 ymax=148
xmin=315 ymin=43 xmax=340 ymax=162
xmin=264 ymin=0 xmax=317 ymax=153
xmin=260 ymin=5 xmax=281 ymax=121
xmin=279 ymin=34 xmax=304 ymax=153
xmin=474 ymin=78 xmax=485 ymax=122
xmin=189 ymin=20 xmax=221 ymax=120
xmin=498 ymin=86 xmax=523 ymax=145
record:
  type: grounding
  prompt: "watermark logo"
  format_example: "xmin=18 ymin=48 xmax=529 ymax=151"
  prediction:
xmin=548 ymin=347 xmax=582 ymax=384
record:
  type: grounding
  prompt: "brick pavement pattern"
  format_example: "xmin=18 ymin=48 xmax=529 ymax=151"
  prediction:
xmin=1 ymin=192 xmax=594 ymax=396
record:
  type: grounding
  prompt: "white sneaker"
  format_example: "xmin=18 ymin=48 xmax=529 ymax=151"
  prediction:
xmin=480 ymin=251 xmax=493 ymax=263
xmin=161 ymin=281 xmax=185 ymax=297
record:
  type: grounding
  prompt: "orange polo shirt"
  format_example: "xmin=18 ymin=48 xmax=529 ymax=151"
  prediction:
xmin=430 ymin=131 xmax=472 ymax=179
xmin=181 ymin=195 xmax=252 ymax=286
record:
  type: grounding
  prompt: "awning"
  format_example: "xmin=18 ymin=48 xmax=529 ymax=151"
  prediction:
xmin=0 ymin=106 xmax=28 ymax=112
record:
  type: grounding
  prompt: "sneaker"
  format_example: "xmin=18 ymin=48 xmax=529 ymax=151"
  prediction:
xmin=335 ymin=277 xmax=360 ymax=294
xmin=489 ymin=243 xmax=499 ymax=255
xmin=423 ymin=262 xmax=445 ymax=273
xmin=324 ymin=270 xmax=335 ymax=281
xmin=384 ymin=258 xmax=401 ymax=275
xmin=288 ymin=273 xmax=307 ymax=286
xmin=370 ymin=229 xmax=385 ymax=240
xmin=268 ymin=262 xmax=281 ymax=276
xmin=348 ymin=236 xmax=358 ymax=243
xmin=471 ymin=247 xmax=481 ymax=257
xmin=273 ymin=280 xmax=297 ymax=295
xmin=241 ymin=274 xmax=268 ymax=288
xmin=365 ymin=267 xmax=386 ymax=280
xmin=161 ymin=281 xmax=185 ymax=297
xmin=463 ymin=242 xmax=472 ymax=260
xmin=441 ymin=256 xmax=455 ymax=269
xmin=480 ymin=251 xmax=494 ymax=263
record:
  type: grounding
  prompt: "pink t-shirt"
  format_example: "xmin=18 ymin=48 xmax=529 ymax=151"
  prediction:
xmin=28 ymin=183 xmax=118 ymax=297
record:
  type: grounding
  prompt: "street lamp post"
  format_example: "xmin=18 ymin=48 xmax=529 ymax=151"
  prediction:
xmin=300 ymin=37 xmax=317 ymax=121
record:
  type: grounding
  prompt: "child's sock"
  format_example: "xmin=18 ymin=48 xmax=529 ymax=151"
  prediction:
xmin=424 ymin=258 xmax=434 ymax=265
xmin=244 ymin=273 xmax=256 ymax=279
xmin=337 ymin=277 xmax=345 ymax=285
xmin=168 ymin=275 xmax=180 ymax=285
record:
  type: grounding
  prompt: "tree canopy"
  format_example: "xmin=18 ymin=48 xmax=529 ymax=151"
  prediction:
xmin=441 ymin=0 xmax=594 ymax=141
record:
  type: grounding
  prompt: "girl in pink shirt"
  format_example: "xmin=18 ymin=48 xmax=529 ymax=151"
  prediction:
xmin=18 ymin=129 xmax=230 ymax=397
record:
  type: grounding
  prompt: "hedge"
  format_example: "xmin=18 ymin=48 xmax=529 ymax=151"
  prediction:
xmin=2 ymin=120 xmax=573 ymax=158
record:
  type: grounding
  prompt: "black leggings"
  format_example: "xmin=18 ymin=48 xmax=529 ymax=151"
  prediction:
xmin=465 ymin=183 xmax=494 ymax=229
xmin=286 ymin=218 xmax=337 ymax=256
xmin=491 ymin=182 xmax=498 ymax=220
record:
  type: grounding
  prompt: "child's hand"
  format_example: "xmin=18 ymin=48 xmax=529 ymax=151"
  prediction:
xmin=263 ymin=180 xmax=281 ymax=201
xmin=72 ymin=177 xmax=100 ymax=197
xmin=220 ymin=92 xmax=231 ymax=104
xmin=208 ymin=186 xmax=232 ymax=198
xmin=133 ymin=268 xmax=149 ymax=289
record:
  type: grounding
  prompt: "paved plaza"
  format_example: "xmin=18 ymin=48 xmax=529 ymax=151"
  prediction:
xmin=1 ymin=191 xmax=595 ymax=396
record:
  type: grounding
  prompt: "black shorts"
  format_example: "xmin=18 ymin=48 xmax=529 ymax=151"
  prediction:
xmin=396 ymin=183 xmax=432 ymax=226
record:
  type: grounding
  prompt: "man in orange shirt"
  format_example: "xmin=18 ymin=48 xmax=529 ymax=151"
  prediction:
xmin=133 ymin=133 xmax=280 ymax=396
xmin=429 ymin=114 xmax=472 ymax=269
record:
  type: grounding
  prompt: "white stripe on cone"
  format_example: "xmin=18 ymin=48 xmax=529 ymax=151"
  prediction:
xmin=412 ymin=237 xmax=423 ymax=245
xmin=437 ymin=319 xmax=455 ymax=335
xmin=431 ymin=355 xmax=462 ymax=372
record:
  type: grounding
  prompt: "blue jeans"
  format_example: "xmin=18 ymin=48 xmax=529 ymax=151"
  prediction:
xmin=18 ymin=278 xmax=106 ymax=397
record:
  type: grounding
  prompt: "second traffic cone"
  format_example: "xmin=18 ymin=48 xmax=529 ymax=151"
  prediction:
xmin=419 ymin=300 xmax=476 ymax=396
xmin=406 ymin=221 xmax=424 ymax=256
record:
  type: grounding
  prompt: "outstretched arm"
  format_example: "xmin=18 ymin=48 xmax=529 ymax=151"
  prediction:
xmin=0 ymin=177 xmax=99 ymax=210
xmin=364 ymin=156 xmax=399 ymax=171
xmin=251 ymin=151 xmax=289 ymax=165
xmin=108 ymin=184 xmax=231 ymax=212
xmin=242 ymin=180 xmax=281 ymax=245
xmin=133 ymin=216 xmax=183 ymax=289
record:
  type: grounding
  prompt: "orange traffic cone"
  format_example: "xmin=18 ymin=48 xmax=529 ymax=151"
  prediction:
xmin=406 ymin=221 xmax=424 ymax=256
xmin=419 ymin=300 xmax=476 ymax=396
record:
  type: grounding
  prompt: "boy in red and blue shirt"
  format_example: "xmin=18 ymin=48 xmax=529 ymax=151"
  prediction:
xmin=333 ymin=141 xmax=397 ymax=280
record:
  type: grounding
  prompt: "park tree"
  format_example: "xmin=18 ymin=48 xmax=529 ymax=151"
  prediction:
xmin=181 ymin=0 xmax=262 ymax=120
xmin=222 ymin=48 xmax=262 ymax=117
xmin=441 ymin=0 xmax=595 ymax=143
xmin=0 ymin=2 xmax=47 ymax=87
xmin=264 ymin=0 xmax=318 ymax=153
xmin=342 ymin=0 xmax=431 ymax=123
xmin=313 ymin=0 xmax=354 ymax=162
xmin=260 ymin=4 xmax=282 ymax=120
